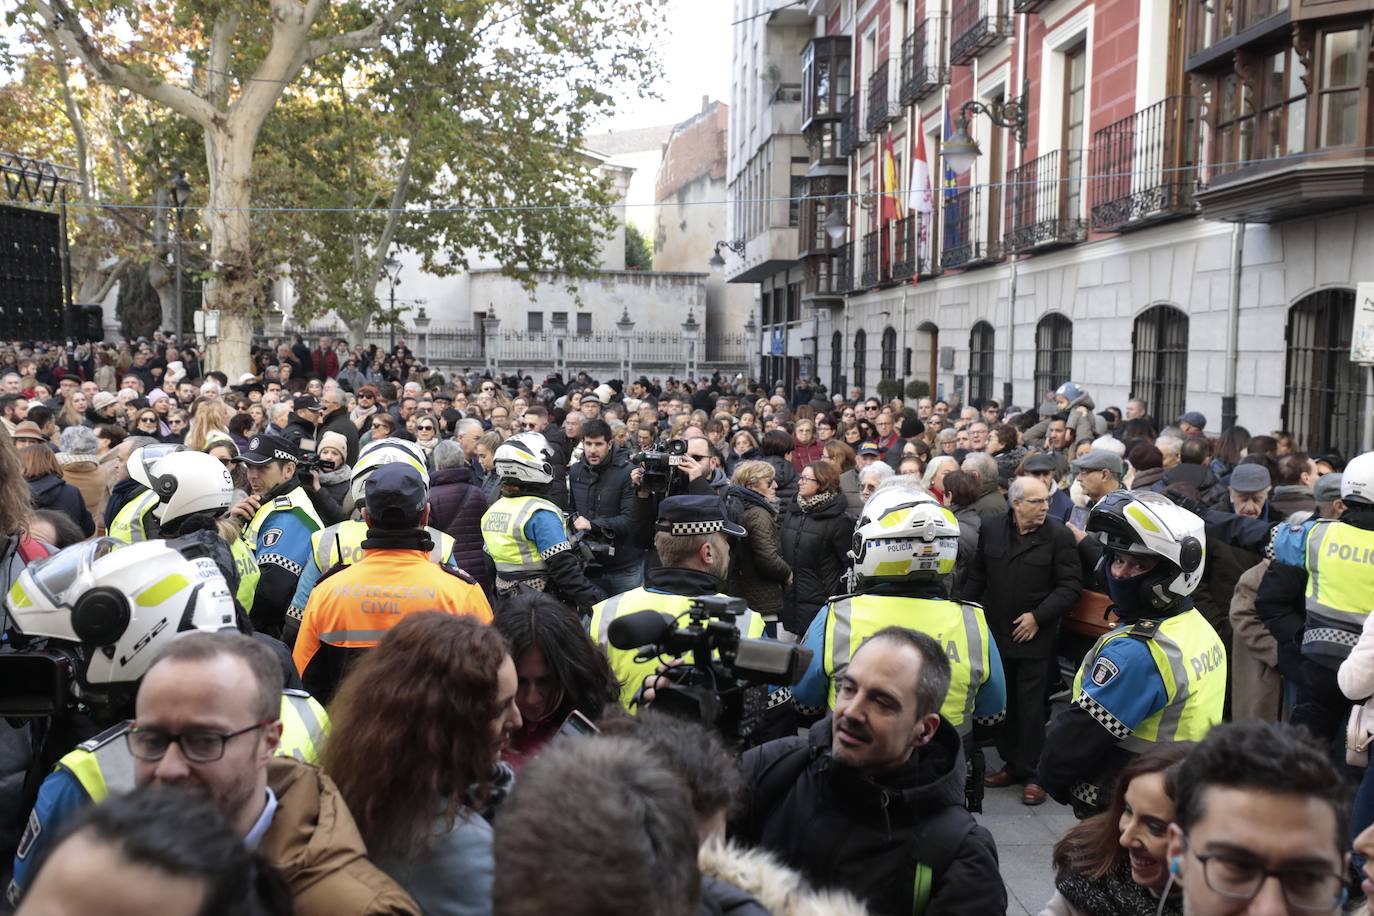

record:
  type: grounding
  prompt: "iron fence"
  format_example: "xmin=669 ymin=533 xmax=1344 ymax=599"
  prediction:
xmin=900 ymin=19 xmax=948 ymax=105
xmin=1131 ymin=305 xmax=1190 ymax=425
xmin=1283 ymin=289 xmax=1366 ymax=460
xmin=866 ymin=60 xmax=898 ymax=135
xmin=1004 ymin=149 xmax=1088 ymax=253
xmin=836 ymin=241 xmax=856 ymax=293
xmin=1033 ymin=312 xmax=1074 ymax=398
xmin=942 ymin=186 xmax=1000 ymax=269
xmin=839 ymin=93 xmax=861 ymax=158
xmin=1090 ymin=95 xmax=1197 ymax=232
xmin=950 ymin=0 xmax=1011 ymax=64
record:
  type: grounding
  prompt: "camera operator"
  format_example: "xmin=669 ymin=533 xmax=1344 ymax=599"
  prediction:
xmin=228 ymin=432 xmax=326 ymax=638
xmin=568 ymin=419 xmax=643 ymax=595
xmin=626 ymin=435 xmax=718 ymax=557
xmin=590 ymin=495 xmax=766 ymax=711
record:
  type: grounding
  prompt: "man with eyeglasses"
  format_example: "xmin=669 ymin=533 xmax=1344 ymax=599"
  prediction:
xmin=315 ymin=389 xmax=359 ymax=466
xmin=1166 ymin=720 xmax=1350 ymax=916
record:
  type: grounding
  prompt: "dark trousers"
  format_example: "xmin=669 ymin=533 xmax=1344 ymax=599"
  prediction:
xmin=1289 ymin=659 xmax=1348 ymax=762
xmin=998 ymin=655 xmax=1052 ymax=781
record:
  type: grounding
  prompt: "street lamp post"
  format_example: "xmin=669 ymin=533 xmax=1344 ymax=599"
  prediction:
xmin=707 ymin=239 xmax=745 ymax=271
xmin=383 ymin=255 xmax=403 ymax=352
xmin=169 ymin=172 xmax=192 ymax=345
xmin=943 ymin=83 xmax=1028 ymax=408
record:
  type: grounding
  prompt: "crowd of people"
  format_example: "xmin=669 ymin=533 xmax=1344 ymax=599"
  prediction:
xmin=3 ymin=328 xmax=1374 ymax=915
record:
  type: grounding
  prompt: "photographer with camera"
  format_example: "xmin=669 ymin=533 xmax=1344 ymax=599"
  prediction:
xmin=228 ymin=432 xmax=326 ymax=639
xmin=590 ymin=495 xmax=769 ymax=711
xmin=568 ymin=419 xmax=643 ymax=595
xmin=480 ymin=432 xmax=606 ymax=614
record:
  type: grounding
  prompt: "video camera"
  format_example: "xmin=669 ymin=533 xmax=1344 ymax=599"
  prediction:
xmin=297 ymin=451 xmax=339 ymax=473
xmin=629 ymin=439 xmax=688 ymax=496
xmin=607 ymin=596 xmax=812 ymax=744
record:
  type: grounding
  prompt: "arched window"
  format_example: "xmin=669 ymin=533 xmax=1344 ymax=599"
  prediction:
xmin=1283 ymin=288 xmax=1366 ymax=458
xmin=968 ymin=321 xmax=995 ymax=403
xmin=1131 ymin=305 xmax=1189 ymax=426
xmin=830 ymin=331 xmax=844 ymax=396
xmin=1034 ymin=313 xmax=1073 ymax=400
xmin=880 ymin=326 xmax=897 ymax=381
xmin=853 ymin=328 xmax=867 ymax=396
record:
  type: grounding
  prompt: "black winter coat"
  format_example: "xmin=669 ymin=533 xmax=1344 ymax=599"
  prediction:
xmin=28 ymin=473 xmax=94 ymax=537
xmin=318 ymin=408 xmax=361 ymax=466
xmin=764 ymin=455 xmax=799 ymax=504
xmin=567 ymin=451 xmax=641 ymax=571
xmin=734 ymin=717 xmax=1005 ymax=916
xmin=541 ymin=426 xmax=572 ymax=512
xmin=724 ymin=485 xmax=790 ymax=621
xmin=428 ymin=465 xmax=494 ymax=596
xmin=963 ymin=512 xmax=1081 ymax=659
xmin=778 ymin=491 xmax=853 ymax=635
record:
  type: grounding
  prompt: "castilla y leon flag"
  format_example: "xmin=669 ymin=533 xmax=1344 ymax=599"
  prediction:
xmin=909 ymin=126 xmax=934 ymax=286
xmin=881 ymin=131 xmax=899 ymax=223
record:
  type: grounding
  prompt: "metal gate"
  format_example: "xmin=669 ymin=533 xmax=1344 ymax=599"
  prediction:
xmin=880 ymin=327 xmax=897 ymax=381
xmin=968 ymin=321 xmax=995 ymax=404
xmin=1131 ymin=305 xmax=1189 ymax=426
xmin=854 ymin=328 xmax=867 ymax=396
xmin=1283 ymin=288 xmax=1365 ymax=459
xmin=1034 ymin=312 xmax=1074 ymax=401
xmin=831 ymin=331 xmax=844 ymax=397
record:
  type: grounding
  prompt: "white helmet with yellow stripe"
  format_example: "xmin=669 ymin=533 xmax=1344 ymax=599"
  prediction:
xmin=849 ymin=485 xmax=957 ymax=584
xmin=350 ymin=437 xmax=430 ymax=506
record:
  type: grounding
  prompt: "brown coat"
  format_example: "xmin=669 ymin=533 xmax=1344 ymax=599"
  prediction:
xmin=263 ymin=758 xmax=420 ymax=916
xmin=57 ymin=455 xmax=108 ymax=532
xmin=1228 ymin=559 xmax=1284 ymax=722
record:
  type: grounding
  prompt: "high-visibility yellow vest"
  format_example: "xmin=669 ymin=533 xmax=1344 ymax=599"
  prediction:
xmin=1072 ymin=608 xmax=1225 ymax=751
xmin=107 ymin=491 xmax=159 ymax=544
xmin=58 ymin=690 xmax=329 ymax=803
xmin=242 ymin=485 xmax=324 ymax=552
xmin=311 ymin=519 xmax=455 ymax=571
xmin=481 ymin=495 xmax=563 ymax=576
xmin=821 ymin=594 xmax=991 ymax=734
xmin=589 ymin=587 xmax=764 ymax=710
xmin=230 ymin=538 xmax=260 ymax=613
xmin=1301 ymin=520 xmax=1374 ymax=657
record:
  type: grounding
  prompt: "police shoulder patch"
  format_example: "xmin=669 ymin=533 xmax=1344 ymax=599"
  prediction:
xmin=1090 ymin=657 xmax=1121 ymax=687
xmin=262 ymin=528 xmax=284 ymax=547
xmin=444 ymin=565 xmax=479 ymax=585
xmin=15 ymin=809 xmax=39 ymax=860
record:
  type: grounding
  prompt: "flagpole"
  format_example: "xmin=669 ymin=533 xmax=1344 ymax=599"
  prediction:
xmin=900 ymin=286 xmax=909 ymax=402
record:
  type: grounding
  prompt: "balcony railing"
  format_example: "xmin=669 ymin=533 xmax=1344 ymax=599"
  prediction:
xmin=942 ymin=186 xmax=1001 ymax=269
xmin=836 ymin=240 xmax=855 ymax=293
xmin=1004 ymin=149 xmax=1089 ymax=253
xmin=860 ymin=229 xmax=884 ymax=288
xmin=839 ymin=93 xmax=861 ymax=157
xmin=804 ymin=253 xmax=844 ymax=300
xmin=866 ymin=60 xmax=899 ymax=135
xmin=950 ymin=0 xmax=1011 ymax=64
xmin=900 ymin=19 xmax=949 ymax=105
xmin=1090 ymin=96 xmax=1197 ymax=232
xmin=891 ymin=213 xmax=940 ymax=281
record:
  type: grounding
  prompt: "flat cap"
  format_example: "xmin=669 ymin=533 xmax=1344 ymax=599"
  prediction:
xmin=1229 ymin=463 xmax=1272 ymax=493
xmin=1071 ymin=449 xmax=1124 ymax=477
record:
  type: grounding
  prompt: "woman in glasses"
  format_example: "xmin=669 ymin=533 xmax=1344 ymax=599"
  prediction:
xmin=163 ymin=409 xmax=189 ymax=445
xmin=366 ymin=412 xmax=398 ymax=446
xmin=412 ymin=413 xmax=441 ymax=467
xmin=133 ymin=410 xmax=163 ymax=439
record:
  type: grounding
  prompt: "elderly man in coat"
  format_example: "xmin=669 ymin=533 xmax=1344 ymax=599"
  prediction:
xmin=963 ymin=474 xmax=1082 ymax=805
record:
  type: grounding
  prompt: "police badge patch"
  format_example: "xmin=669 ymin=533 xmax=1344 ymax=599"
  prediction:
xmin=1091 ymin=657 xmax=1120 ymax=687
xmin=262 ymin=528 xmax=283 ymax=547
xmin=15 ymin=809 xmax=39 ymax=860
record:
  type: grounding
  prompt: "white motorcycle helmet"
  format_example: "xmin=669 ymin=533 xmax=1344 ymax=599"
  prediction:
xmin=850 ymin=486 xmax=957 ymax=585
xmin=1087 ymin=489 xmax=1205 ymax=614
xmin=6 ymin=539 xmax=239 ymax=697
xmin=495 ymin=432 xmax=553 ymax=486
xmin=147 ymin=451 xmax=235 ymax=525
xmin=127 ymin=443 xmax=185 ymax=489
xmin=350 ymin=437 xmax=430 ymax=506
xmin=1341 ymin=452 xmax=1374 ymax=506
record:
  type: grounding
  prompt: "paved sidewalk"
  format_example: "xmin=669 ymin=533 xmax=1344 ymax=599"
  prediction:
xmin=976 ymin=780 xmax=1075 ymax=915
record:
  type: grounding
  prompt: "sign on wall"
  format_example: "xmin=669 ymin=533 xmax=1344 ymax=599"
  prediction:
xmin=1352 ymin=282 xmax=1374 ymax=365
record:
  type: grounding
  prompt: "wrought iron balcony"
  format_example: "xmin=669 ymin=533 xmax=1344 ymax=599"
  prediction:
xmin=1090 ymin=96 xmax=1197 ymax=232
xmin=950 ymin=0 xmax=1011 ymax=64
xmin=942 ymin=186 xmax=1001 ymax=269
xmin=890 ymin=213 xmax=941 ymax=281
xmin=866 ymin=60 xmax=899 ymax=135
xmin=899 ymin=19 xmax=949 ymax=106
xmin=860 ymin=229 xmax=884 ymax=289
xmin=839 ymin=93 xmax=861 ymax=158
xmin=836 ymin=240 xmax=855 ymax=294
xmin=1004 ymin=149 xmax=1089 ymax=253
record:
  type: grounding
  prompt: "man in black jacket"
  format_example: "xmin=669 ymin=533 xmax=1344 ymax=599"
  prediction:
xmin=317 ymin=388 xmax=360 ymax=466
xmin=281 ymin=393 xmax=321 ymax=453
xmin=963 ymin=475 xmax=1082 ymax=806
xmin=569 ymin=419 xmax=643 ymax=595
xmin=734 ymin=627 xmax=1005 ymax=915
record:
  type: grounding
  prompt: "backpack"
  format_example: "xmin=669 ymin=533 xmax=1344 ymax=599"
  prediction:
xmin=721 ymin=493 xmax=749 ymax=584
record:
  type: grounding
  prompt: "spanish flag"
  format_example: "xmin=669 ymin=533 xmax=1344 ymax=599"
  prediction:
xmin=881 ymin=131 xmax=899 ymax=223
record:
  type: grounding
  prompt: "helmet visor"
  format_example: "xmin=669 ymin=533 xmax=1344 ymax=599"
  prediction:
xmin=135 ymin=443 xmax=184 ymax=486
xmin=27 ymin=538 xmax=121 ymax=605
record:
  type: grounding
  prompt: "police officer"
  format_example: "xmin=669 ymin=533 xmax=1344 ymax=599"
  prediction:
xmin=790 ymin=482 xmax=1007 ymax=811
xmin=231 ymin=432 xmax=325 ymax=638
xmin=6 ymin=538 xmax=328 ymax=901
xmin=106 ymin=442 xmax=183 ymax=544
xmin=1040 ymin=490 xmax=1225 ymax=816
xmin=480 ymin=432 xmax=605 ymax=612
xmin=590 ymin=494 xmax=765 ymax=710
xmin=283 ymin=437 xmax=460 ymax=647
xmin=1262 ymin=450 xmax=1374 ymax=747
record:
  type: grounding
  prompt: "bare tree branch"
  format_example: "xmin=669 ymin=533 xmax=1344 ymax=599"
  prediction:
xmin=206 ymin=11 xmax=240 ymax=108
xmin=30 ymin=0 xmax=218 ymax=127
xmin=303 ymin=0 xmax=418 ymax=61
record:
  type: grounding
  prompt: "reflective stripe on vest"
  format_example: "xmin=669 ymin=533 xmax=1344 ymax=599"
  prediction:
xmin=1071 ymin=607 xmax=1225 ymax=751
xmin=823 ymin=595 xmax=989 ymax=734
xmin=482 ymin=495 xmax=561 ymax=575
xmin=312 ymin=520 xmax=453 ymax=571
xmin=107 ymin=491 xmax=159 ymax=545
xmin=1303 ymin=520 xmax=1374 ymax=644
xmin=231 ymin=538 xmax=260 ymax=613
xmin=58 ymin=692 xmax=330 ymax=803
xmin=590 ymin=587 xmax=763 ymax=711
xmin=243 ymin=485 xmax=324 ymax=550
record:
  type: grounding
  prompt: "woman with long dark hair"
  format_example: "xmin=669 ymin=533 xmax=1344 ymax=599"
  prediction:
xmin=492 ymin=591 xmax=620 ymax=771
xmin=778 ymin=459 xmax=852 ymax=638
xmin=1210 ymin=425 xmax=1251 ymax=489
xmin=322 ymin=613 xmax=522 ymax=916
xmin=1040 ymin=743 xmax=1192 ymax=916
